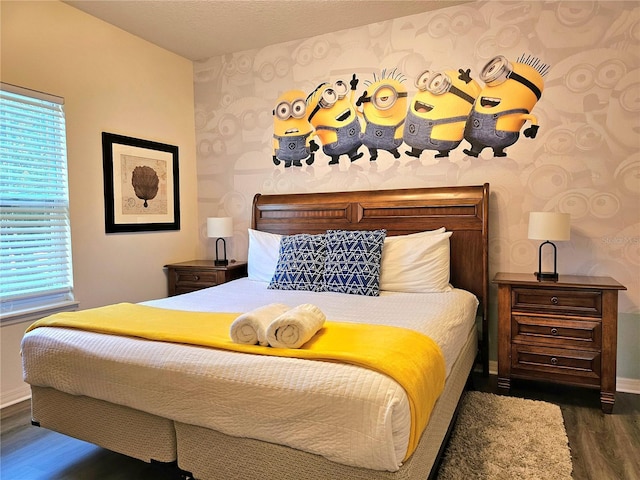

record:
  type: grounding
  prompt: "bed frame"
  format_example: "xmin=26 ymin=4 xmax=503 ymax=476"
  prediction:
xmin=29 ymin=184 xmax=489 ymax=480
xmin=252 ymin=183 xmax=490 ymax=372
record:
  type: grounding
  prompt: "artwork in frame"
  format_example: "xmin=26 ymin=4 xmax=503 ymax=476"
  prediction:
xmin=102 ymin=132 xmax=180 ymax=233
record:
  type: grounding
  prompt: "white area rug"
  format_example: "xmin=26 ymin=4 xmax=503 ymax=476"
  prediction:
xmin=438 ymin=391 xmax=573 ymax=480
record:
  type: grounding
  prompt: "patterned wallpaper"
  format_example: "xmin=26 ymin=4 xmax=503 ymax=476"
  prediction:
xmin=193 ymin=0 xmax=639 ymax=314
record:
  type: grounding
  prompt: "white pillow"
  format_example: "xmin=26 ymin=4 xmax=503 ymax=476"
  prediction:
xmin=385 ymin=227 xmax=445 ymax=242
xmin=379 ymin=229 xmax=452 ymax=293
xmin=247 ymin=229 xmax=283 ymax=282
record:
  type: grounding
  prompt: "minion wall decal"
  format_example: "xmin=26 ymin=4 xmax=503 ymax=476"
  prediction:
xmin=404 ymin=68 xmax=481 ymax=158
xmin=355 ymin=69 xmax=408 ymax=161
xmin=306 ymin=75 xmax=364 ymax=165
xmin=272 ymin=90 xmax=318 ymax=168
xmin=272 ymin=54 xmax=549 ymax=167
xmin=463 ymin=54 xmax=549 ymax=158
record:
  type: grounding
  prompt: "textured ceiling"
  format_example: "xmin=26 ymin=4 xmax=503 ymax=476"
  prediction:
xmin=63 ymin=0 xmax=470 ymax=61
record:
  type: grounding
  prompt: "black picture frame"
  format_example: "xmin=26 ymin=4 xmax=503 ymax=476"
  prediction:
xmin=102 ymin=132 xmax=180 ymax=233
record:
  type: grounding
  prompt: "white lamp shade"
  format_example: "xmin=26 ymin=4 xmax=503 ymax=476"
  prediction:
xmin=528 ymin=212 xmax=571 ymax=241
xmin=207 ymin=217 xmax=233 ymax=238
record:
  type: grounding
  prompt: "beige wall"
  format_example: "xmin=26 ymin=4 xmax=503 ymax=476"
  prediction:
xmin=1 ymin=1 xmax=198 ymax=406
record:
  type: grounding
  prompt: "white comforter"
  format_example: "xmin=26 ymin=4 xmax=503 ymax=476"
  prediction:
xmin=21 ymin=278 xmax=478 ymax=471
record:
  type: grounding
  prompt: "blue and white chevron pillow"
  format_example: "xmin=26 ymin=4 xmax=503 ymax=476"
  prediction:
xmin=323 ymin=229 xmax=386 ymax=296
xmin=268 ymin=233 xmax=327 ymax=292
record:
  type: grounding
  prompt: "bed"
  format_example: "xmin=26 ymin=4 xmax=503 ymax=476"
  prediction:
xmin=21 ymin=184 xmax=489 ymax=480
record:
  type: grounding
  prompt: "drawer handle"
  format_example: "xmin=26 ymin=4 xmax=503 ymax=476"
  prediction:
xmin=550 ymin=357 xmax=558 ymax=365
xmin=550 ymin=296 xmax=559 ymax=305
xmin=551 ymin=328 xmax=558 ymax=336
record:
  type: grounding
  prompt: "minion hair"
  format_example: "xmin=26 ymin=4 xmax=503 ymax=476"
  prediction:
xmin=517 ymin=53 xmax=551 ymax=77
xmin=363 ymin=67 xmax=407 ymax=87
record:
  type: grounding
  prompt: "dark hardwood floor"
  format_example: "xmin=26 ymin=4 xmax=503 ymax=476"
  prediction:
xmin=2 ymin=374 xmax=639 ymax=479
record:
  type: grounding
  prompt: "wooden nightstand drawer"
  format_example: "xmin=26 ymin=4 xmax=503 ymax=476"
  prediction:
xmin=173 ymin=269 xmax=224 ymax=287
xmin=512 ymin=314 xmax=601 ymax=349
xmin=512 ymin=287 xmax=602 ymax=317
xmin=512 ymin=345 xmax=601 ymax=384
xmin=165 ymin=260 xmax=248 ymax=296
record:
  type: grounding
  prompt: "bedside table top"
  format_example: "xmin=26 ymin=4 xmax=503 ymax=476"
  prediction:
xmin=492 ymin=272 xmax=626 ymax=290
xmin=165 ymin=260 xmax=247 ymax=270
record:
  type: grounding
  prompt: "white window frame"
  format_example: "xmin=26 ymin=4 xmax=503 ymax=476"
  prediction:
xmin=0 ymin=83 xmax=78 ymax=325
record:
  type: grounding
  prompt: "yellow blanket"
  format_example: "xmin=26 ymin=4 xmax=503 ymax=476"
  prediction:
xmin=26 ymin=302 xmax=445 ymax=459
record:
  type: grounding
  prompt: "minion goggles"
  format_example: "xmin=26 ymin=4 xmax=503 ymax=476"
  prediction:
xmin=481 ymin=55 xmax=542 ymax=100
xmin=307 ymin=80 xmax=350 ymax=121
xmin=274 ymin=98 xmax=307 ymax=120
xmin=358 ymin=84 xmax=408 ymax=110
xmin=416 ymin=70 xmax=475 ymax=105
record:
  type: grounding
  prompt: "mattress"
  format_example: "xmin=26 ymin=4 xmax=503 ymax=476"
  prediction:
xmin=21 ymin=278 xmax=478 ymax=472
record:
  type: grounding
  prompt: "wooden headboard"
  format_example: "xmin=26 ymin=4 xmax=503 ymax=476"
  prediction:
xmin=252 ymin=184 xmax=490 ymax=372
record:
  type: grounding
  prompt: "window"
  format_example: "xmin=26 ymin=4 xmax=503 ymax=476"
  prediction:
xmin=0 ymin=83 xmax=76 ymax=323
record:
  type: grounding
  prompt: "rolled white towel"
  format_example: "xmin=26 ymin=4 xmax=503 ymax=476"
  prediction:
xmin=266 ymin=304 xmax=326 ymax=349
xmin=230 ymin=303 xmax=291 ymax=345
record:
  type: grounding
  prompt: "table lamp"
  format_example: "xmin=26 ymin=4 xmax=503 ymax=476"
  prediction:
xmin=528 ymin=212 xmax=571 ymax=281
xmin=207 ymin=217 xmax=233 ymax=266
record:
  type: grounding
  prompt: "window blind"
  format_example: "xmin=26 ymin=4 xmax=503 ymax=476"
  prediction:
xmin=0 ymin=83 xmax=75 ymax=319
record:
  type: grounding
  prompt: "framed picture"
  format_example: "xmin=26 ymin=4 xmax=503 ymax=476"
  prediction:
xmin=102 ymin=132 xmax=180 ymax=233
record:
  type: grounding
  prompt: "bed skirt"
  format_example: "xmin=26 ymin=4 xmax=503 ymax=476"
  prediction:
xmin=30 ymin=386 xmax=177 ymax=463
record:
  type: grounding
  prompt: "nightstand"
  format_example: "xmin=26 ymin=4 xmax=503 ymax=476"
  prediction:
xmin=165 ymin=260 xmax=248 ymax=296
xmin=493 ymin=272 xmax=626 ymax=413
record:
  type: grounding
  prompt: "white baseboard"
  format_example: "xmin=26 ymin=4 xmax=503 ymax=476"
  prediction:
xmin=1 ymin=384 xmax=31 ymax=409
xmin=485 ymin=360 xmax=640 ymax=395
xmin=488 ymin=360 xmax=498 ymax=376
xmin=617 ymin=377 xmax=640 ymax=395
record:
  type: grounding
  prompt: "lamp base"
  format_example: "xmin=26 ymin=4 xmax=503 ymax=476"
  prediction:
xmin=214 ymin=237 xmax=228 ymax=267
xmin=535 ymin=271 xmax=558 ymax=281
